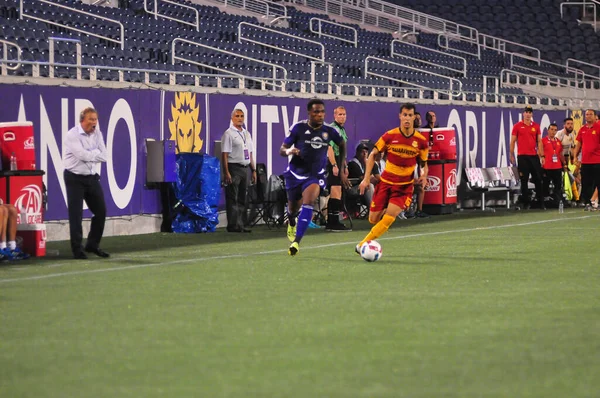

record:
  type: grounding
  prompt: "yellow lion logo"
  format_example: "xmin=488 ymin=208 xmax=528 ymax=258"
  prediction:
xmin=571 ymin=109 xmax=583 ymax=137
xmin=168 ymin=92 xmax=203 ymax=153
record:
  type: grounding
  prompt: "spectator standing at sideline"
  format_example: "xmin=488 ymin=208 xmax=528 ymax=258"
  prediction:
xmin=325 ymin=106 xmax=351 ymax=231
xmin=556 ymin=117 xmax=577 ymax=163
xmin=280 ymin=99 xmax=347 ymax=256
xmin=63 ymin=107 xmax=110 ymax=259
xmin=221 ymin=109 xmax=256 ymax=233
xmin=423 ymin=110 xmax=439 ymax=129
xmin=414 ymin=112 xmax=422 ymax=129
xmin=509 ymin=105 xmax=545 ymax=209
xmin=572 ymin=109 xmax=600 ymax=211
xmin=541 ymin=123 xmax=566 ymax=205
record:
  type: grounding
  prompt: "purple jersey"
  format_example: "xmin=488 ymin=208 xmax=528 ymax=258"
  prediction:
xmin=283 ymin=120 xmax=342 ymax=178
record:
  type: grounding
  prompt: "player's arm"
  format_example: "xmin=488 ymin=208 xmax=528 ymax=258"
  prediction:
xmin=359 ymin=147 xmax=379 ymax=195
xmin=327 ymin=145 xmax=338 ymax=176
xmin=221 ymin=133 xmax=232 ymax=185
xmin=338 ymin=140 xmax=351 ymax=188
xmin=509 ymin=133 xmax=517 ymax=165
xmin=417 ymin=160 xmax=428 ymax=186
xmin=537 ymin=132 xmax=544 ymax=159
xmin=280 ymin=130 xmax=300 ymax=157
xmin=572 ymin=141 xmax=581 ymax=163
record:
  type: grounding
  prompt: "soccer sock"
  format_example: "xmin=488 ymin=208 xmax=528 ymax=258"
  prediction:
xmin=294 ymin=204 xmax=313 ymax=244
xmin=0 ymin=241 xmax=6 ymax=249
xmin=288 ymin=211 xmax=298 ymax=227
xmin=359 ymin=214 xmax=395 ymax=247
xmin=8 ymin=241 xmax=16 ymax=250
xmin=327 ymin=198 xmax=340 ymax=225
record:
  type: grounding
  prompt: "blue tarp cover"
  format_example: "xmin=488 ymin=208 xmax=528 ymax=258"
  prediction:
xmin=171 ymin=154 xmax=220 ymax=233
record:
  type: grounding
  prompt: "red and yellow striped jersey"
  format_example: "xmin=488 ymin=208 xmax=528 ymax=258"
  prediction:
xmin=375 ymin=128 xmax=429 ymax=185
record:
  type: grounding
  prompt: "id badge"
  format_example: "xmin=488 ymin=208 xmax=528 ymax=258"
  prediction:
xmin=244 ymin=149 xmax=250 ymax=160
xmin=552 ymin=154 xmax=558 ymax=163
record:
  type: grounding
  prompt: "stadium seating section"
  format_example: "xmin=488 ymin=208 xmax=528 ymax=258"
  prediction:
xmin=0 ymin=0 xmax=598 ymax=104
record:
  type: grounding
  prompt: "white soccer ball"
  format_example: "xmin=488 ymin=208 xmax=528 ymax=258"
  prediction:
xmin=360 ymin=240 xmax=382 ymax=262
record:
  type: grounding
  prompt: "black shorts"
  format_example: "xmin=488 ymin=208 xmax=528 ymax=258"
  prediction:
xmin=327 ymin=164 xmax=342 ymax=187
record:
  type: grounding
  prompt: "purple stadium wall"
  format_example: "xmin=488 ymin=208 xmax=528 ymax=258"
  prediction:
xmin=0 ymin=84 xmax=566 ymax=221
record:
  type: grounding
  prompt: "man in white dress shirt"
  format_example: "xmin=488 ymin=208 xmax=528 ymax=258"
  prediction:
xmin=63 ymin=107 xmax=109 ymax=259
xmin=221 ymin=108 xmax=256 ymax=232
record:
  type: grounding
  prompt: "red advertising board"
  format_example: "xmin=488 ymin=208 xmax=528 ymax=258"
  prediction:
xmin=423 ymin=160 xmax=457 ymax=212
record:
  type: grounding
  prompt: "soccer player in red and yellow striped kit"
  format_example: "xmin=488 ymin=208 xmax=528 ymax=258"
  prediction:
xmin=356 ymin=103 xmax=429 ymax=252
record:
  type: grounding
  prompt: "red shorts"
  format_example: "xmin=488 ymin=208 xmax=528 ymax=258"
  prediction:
xmin=370 ymin=182 xmax=414 ymax=212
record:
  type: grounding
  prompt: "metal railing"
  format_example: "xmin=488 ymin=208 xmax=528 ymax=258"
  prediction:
xmin=144 ymin=0 xmax=200 ymax=32
xmin=479 ymin=33 xmax=541 ymax=63
xmin=19 ymin=0 xmax=125 ymax=50
xmin=238 ymin=22 xmax=326 ymax=62
xmin=297 ymin=0 xmax=477 ymax=41
xmin=212 ymin=0 xmax=288 ymax=18
xmin=310 ymin=60 xmax=333 ymax=92
xmin=171 ymin=38 xmax=288 ymax=90
xmin=309 ymin=17 xmax=357 ymax=47
xmin=500 ymin=68 xmax=588 ymax=100
xmin=3 ymin=54 xmax=595 ymax=107
xmin=363 ymin=0 xmax=478 ymax=41
xmin=48 ymin=37 xmax=81 ymax=79
xmin=566 ymin=58 xmax=600 ymax=81
xmin=364 ymin=56 xmax=463 ymax=97
xmin=437 ymin=34 xmax=480 ymax=59
xmin=0 ymin=39 xmax=22 ymax=76
xmin=391 ymin=39 xmax=467 ymax=77
xmin=560 ymin=1 xmax=598 ymax=32
xmin=510 ymin=54 xmax=586 ymax=87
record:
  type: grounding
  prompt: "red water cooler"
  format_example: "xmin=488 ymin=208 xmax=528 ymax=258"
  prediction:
xmin=0 ymin=121 xmax=45 ymax=256
xmin=419 ymin=127 xmax=458 ymax=215
xmin=0 ymin=121 xmax=37 ymax=170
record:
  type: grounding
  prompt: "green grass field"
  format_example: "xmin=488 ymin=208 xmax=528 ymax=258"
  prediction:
xmin=1 ymin=209 xmax=599 ymax=398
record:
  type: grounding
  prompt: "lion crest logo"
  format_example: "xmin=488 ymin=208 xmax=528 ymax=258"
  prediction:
xmin=168 ymin=92 xmax=203 ymax=153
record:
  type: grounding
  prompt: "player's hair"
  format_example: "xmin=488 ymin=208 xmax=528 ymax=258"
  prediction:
xmin=563 ymin=117 xmax=573 ymax=123
xmin=307 ymin=99 xmax=325 ymax=111
xmin=549 ymin=122 xmax=558 ymax=129
xmin=426 ymin=111 xmax=435 ymax=124
xmin=400 ymin=103 xmax=416 ymax=113
xmin=231 ymin=108 xmax=245 ymax=117
xmin=79 ymin=107 xmax=97 ymax=122
xmin=333 ymin=106 xmax=346 ymax=115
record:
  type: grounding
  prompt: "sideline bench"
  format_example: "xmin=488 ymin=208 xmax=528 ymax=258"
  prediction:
xmin=462 ymin=167 xmax=520 ymax=210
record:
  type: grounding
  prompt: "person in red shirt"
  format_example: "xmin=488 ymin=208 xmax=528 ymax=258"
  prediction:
xmin=541 ymin=123 xmax=566 ymax=206
xmin=572 ymin=109 xmax=600 ymax=211
xmin=510 ymin=106 xmax=545 ymax=209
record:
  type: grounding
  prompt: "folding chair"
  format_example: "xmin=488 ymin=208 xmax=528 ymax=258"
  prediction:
xmin=343 ymin=178 xmax=369 ymax=227
xmin=247 ymin=163 xmax=268 ymax=227
xmin=262 ymin=174 xmax=288 ymax=229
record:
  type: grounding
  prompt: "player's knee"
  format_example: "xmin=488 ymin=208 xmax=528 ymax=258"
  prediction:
xmin=368 ymin=213 xmax=380 ymax=224
xmin=6 ymin=204 xmax=17 ymax=218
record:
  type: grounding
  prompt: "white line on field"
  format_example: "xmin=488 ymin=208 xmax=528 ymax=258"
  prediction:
xmin=0 ymin=215 xmax=594 ymax=284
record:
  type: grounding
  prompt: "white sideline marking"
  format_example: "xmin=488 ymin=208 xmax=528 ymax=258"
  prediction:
xmin=0 ymin=215 xmax=593 ymax=284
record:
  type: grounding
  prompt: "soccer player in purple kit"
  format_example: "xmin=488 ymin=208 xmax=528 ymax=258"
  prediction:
xmin=279 ymin=99 xmax=347 ymax=256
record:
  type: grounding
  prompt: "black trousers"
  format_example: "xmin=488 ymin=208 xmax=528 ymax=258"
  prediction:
xmin=64 ymin=170 xmax=107 ymax=254
xmin=543 ymin=169 xmax=563 ymax=203
xmin=225 ymin=164 xmax=249 ymax=230
xmin=517 ymin=155 xmax=544 ymax=204
xmin=579 ymin=163 xmax=600 ymax=205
